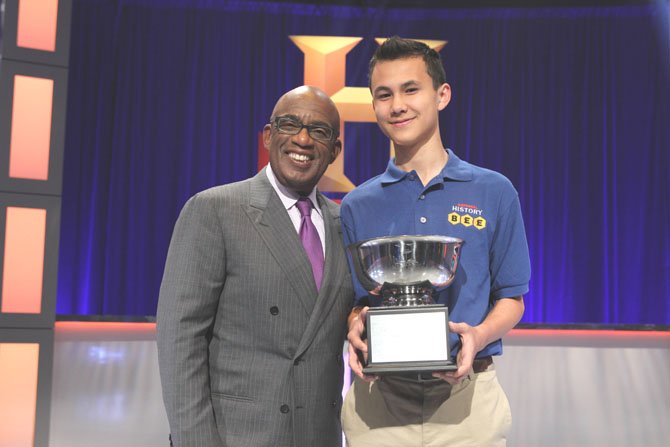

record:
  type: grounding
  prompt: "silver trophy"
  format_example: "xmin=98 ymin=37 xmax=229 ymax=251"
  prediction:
xmin=349 ymin=235 xmax=463 ymax=374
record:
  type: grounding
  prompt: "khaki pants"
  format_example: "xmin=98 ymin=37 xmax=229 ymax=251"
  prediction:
xmin=341 ymin=365 xmax=511 ymax=447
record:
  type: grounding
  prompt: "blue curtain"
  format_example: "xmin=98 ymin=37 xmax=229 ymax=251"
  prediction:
xmin=57 ymin=0 xmax=670 ymax=324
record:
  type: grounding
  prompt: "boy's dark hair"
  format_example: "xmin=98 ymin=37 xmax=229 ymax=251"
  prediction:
xmin=368 ymin=36 xmax=446 ymax=90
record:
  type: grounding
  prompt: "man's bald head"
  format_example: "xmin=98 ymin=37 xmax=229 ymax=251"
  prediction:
xmin=263 ymin=85 xmax=342 ymax=196
xmin=271 ymin=86 xmax=340 ymax=131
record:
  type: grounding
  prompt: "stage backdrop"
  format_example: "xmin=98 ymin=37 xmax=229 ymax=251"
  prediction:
xmin=55 ymin=0 xmax=669 ymax=324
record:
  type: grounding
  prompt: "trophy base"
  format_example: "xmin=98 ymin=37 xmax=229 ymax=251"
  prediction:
xmin=363 ymin=360 xmax=457 ymax=375
xmin=363 ymin=305 xmax=455 ymax=375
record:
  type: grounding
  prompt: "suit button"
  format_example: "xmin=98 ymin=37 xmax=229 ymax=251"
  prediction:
xmin=330 ymin=401 xmax=337 ymax=408
xmin=280 ymin=404 xmax=290 ymax=414
xmin=270 ymin=306 xmax=279 ymax=315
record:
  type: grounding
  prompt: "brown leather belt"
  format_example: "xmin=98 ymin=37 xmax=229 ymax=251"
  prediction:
xmin=400 ymin=356 xmax=493 ymax=382
xmin=472 ymin=355 xmax=493 ymax=373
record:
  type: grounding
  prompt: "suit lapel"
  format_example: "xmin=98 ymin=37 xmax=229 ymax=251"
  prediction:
xmin=295 ymin=194 xmax=348 ymax=357
xmin=244 ymin=169 xmax=317 ymax=315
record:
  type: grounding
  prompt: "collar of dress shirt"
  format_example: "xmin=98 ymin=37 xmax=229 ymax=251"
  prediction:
xmin=265 ymin=164 xmax=323 ymax=217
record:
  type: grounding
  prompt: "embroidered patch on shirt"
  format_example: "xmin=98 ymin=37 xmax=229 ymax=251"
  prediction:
xmin=448 ymin=203 xmax=487 ymax=230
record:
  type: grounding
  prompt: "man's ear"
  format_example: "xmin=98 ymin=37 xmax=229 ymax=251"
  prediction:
xmin=262 ymin=124 xmax=272 ymax=150
xmin=437 ymin=83 xmax=451 ymax=111
xmin=330 ymin=139 xmax=343 ymax=164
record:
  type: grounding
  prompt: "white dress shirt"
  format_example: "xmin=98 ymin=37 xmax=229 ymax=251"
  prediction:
xmin=265 ymin=164 xmax=326 ymax=257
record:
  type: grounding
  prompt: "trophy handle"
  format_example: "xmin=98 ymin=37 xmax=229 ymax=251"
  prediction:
xmin=347 ymin=244 xmax=382 ymax=295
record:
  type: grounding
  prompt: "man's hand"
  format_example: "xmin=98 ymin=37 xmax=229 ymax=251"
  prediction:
xmin=432 ymin=321 xmax=484 ymax=384
xmin=432 ymin=296 xmax=524 ymax=385
xmin=347 ymin=306 xmax=378 ymax=382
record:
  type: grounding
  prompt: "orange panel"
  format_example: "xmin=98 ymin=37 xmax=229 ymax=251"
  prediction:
xmin=1 ymin=207 xmax=46 ymax=314
xmin=16 ymin=0 xmax=59 ymax=52
xmin=0 ymin=343 xmax=39 ymax=447
xmin=509 ymin=328 xmax=670 ymax=340
xmin=56 ymin=321 xmax=157 ymax=333
xmin=8 ymin=75 xmax=54 ymax=181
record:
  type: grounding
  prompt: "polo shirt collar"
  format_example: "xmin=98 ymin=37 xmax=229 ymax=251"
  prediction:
xmin=441 ymin=149 xmax=473 ymax=181
xmin=379 ymin=148 xmax=473 ymax=185
xmin=378 ymin=159 xmax=409 ymax=184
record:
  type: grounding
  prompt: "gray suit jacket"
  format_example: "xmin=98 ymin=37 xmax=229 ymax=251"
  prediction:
xmin=157 ymin=169 xmax=354 ymax=447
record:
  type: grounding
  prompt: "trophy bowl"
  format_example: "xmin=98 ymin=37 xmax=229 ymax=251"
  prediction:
xmin=349 ymin=235 xmax=463 ymax=304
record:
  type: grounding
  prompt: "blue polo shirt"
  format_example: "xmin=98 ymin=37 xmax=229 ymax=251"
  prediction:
xmin=341 ymin=149 xmax=531 ymax=358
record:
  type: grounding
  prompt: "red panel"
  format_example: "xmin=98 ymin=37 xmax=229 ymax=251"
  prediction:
xmin=257 ymin=132 xmax=269 ymax=172
xmin=55 ymin=321 xmax=157 ymax=333
xmin=508 ymin=328 xmax=670 ymax=340
xmin=53 ymin=322 xmax=670 ymax=343
xmin=54 ymin=322 xmax=158 ymax=342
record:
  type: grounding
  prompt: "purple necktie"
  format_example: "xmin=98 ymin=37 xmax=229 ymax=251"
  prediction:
xmin=296 ymin=198 xmax=324 ymax=290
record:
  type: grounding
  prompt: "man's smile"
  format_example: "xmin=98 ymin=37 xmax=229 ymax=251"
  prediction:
xmin=287 ymin=150 xmax=315 ymax=165
xmin=390 ymin=117 xmax=415 ymax=128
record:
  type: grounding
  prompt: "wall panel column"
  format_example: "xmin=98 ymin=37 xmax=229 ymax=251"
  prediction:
xmin=0 ymin=1 xmax=72 ymax=445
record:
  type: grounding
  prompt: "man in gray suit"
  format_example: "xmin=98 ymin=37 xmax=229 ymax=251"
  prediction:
xmin=157 ymin=85 xmax=354 ymax=447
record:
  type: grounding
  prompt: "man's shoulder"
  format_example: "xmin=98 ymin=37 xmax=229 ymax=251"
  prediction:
xmin=182 ymin=177 xmax=258 ymax=212
xmin=463 ymin=159 xmax=516 ymax=192
xmin=341 ymin=173 xmax=385 ymax=206
xmin=317 ymin=192 xmax=341 ymax=216
xmin=195 ymin=176 xmax=258 ymax=199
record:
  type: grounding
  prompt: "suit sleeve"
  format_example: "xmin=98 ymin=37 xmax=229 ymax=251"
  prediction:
xmin=340 ymin=200 xmax=371 ymax=307
xmin=156 ymin=193 xmax=226 ymax=447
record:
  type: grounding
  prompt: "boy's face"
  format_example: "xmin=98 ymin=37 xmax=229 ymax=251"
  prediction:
xmin=370 ymin=57 xmax=450 ymax=151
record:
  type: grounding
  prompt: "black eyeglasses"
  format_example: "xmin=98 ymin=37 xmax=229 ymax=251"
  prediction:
xmin=271 ymin=116 xmax=338 ymax=142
